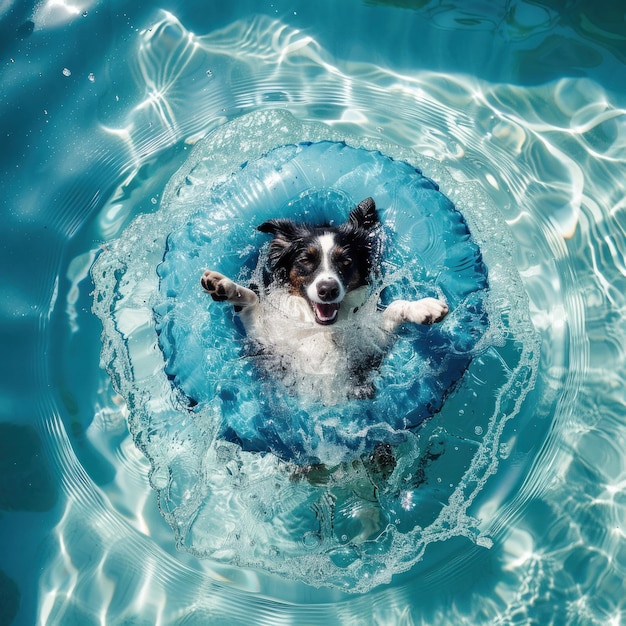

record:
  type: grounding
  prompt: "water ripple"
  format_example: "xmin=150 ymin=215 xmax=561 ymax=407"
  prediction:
xmin=24 ymin=7 xmax=626 ymax=625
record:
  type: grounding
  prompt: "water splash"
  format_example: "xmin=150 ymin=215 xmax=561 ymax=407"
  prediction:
xmin=91 ymin=109 xmax=539 ymax=591
xmin=32 ymin=6 xmax=626 ymax=624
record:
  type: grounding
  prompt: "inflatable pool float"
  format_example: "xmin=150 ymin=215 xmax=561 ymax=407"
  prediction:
xmin=153 ymin=140 xmax=489 ymax=465
xmin=92 ymin=112 xmax=539 ymax=590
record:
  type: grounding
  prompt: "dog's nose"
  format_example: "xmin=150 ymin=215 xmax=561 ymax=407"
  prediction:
xmin=316 ymin=279 xmax=340 ymax=302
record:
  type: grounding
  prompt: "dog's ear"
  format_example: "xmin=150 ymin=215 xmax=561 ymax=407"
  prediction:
xmin=348 ymin=197 xmax=378 ymax=230
xmin=257 ymin=219 xmax=299 ymax=240
xmin=257 ymin=219 xmax=299 ymax=269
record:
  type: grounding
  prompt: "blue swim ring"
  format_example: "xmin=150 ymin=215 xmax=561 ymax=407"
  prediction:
xmin=154 ymin=141 xmax=488 ymax=465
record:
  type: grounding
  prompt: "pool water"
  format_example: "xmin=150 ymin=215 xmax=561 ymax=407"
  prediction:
xmin=2 ymin=1 xmax=626 ymax=624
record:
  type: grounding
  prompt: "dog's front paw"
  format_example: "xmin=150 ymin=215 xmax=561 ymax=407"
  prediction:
xmin=408 ymin=297 xmax=449 ymax=325
xmin=201 ymin=270 xmax=259 ymax=308
xmin=384 ymin=298 xmax=449 ymax=329
xmin=201 ymin=270 xmax=236 ymax=302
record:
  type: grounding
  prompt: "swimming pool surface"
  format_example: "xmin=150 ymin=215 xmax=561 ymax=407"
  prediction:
xmin=1 ymin=1 xmax=626 ymax=624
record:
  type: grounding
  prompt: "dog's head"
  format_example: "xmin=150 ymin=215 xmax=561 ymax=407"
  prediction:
xmin=257 ymin=197 xmax=380 ymax=325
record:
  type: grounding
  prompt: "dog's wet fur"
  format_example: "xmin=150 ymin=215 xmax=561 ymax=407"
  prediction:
xmin=201 ymin=197 xmax=448 ymax=404
xmin=257 ymin=197 xmax=380 ymax=326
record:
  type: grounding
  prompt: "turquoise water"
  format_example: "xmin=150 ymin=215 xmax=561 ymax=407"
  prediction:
xmin=1 ymin=1 xmax=625 ymax=624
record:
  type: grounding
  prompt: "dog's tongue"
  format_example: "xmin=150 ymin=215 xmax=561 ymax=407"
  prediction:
xmin=315 ymin=302 xmax=340 ymax=325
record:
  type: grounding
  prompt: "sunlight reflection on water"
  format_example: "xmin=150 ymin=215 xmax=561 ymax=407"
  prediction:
xmin=2 ymin=3 xmax=625 ymax=625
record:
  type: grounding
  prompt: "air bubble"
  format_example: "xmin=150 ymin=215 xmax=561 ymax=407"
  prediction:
xmin=499 ymin=443 xmax=510 ymax=459
xmin=302 ymin=532 xmax=321 ymax=548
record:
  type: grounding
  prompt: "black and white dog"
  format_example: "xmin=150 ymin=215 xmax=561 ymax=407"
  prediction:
xmin=201 ymin=197 xmax=448 ymax=402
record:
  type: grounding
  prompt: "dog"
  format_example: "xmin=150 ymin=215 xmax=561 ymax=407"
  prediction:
xmin=200 ymin=197 xmax=448 ymax=403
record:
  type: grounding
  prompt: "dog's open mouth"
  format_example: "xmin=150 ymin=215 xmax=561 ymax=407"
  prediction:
xmin=313 ymin=302 xmax=340 ymax=325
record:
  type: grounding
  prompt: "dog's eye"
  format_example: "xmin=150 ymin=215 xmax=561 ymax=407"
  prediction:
xmin=297 ymin=249 xmax=319 ymax=271
xmin=333 ymin=247 xmax=352 ymax=268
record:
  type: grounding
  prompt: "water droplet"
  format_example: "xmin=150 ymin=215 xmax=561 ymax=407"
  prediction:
xmin=150 ymin=198 xmax=157 ymax=205
xmin=88 ymin=73 xmax=95 ymax=83
xmin=206 ymin=69 xmax=213 ymax=77
xmin=62 ymin=68 xmax=71 ymax=77
xmin=302 ymin=532 xmax=321 ymax=548
xmin=82 ymin=10 xmax=88 ymax=17
xmin=474 ymin=425 xmax=483 ymax=435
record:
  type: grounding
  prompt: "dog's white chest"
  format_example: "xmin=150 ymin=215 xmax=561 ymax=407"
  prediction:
xmin=238 ymin=288 xmax=385 ymax=403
